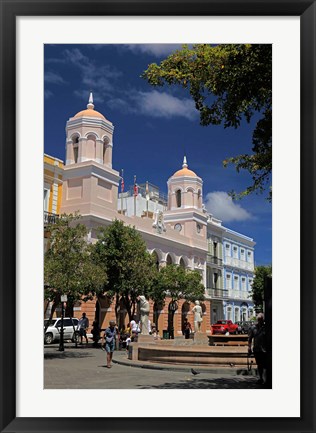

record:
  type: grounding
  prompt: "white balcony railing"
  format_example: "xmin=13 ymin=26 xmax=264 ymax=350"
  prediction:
xmin=206 ymin=288 xmax=229 ymax=299
xmin=227 ymin=290 xmax=252 ymax=300
xmin=224 ymin=256 xmax=254 ymax=271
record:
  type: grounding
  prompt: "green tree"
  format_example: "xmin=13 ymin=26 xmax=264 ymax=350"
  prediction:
xmin=149 ymin=264 xmax=204 ymax=337
xmin=93 ymin=219 xmax=156 ymax=323
xmin=250 ymin=265 xmax=272 ymax=310
xmin=142 ymin=44 xmax=272 ymax=200
xmin=44 ymin=214 xmax=107 ymax=323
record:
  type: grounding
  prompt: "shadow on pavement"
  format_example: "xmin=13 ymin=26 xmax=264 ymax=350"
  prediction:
xmin=138 ymin=377 xmax=268 ymax=390
xmin=44 ymin=351 xmax=94 ymax=360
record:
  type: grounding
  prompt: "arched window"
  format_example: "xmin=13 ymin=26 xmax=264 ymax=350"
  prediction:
xmin=166 ymin=254 xmax=173 ymax=266
xmin=197 ymin=189 xmax=202 ymax=207
xmin=179 ymin=258 xmax=185 ymax=268
xmin=176 ymin=189 xmax=181 ymax=207
xmin=152 ymin=251 xmax=160 ymax=270
xmin=72 ymin=136 xmax=79 ymax=163
xmin=103 ymin=136 xmax=110 ymax=164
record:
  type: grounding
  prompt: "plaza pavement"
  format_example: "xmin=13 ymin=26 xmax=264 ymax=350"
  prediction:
xmin=44 ymin=342 xmax=266 ymax=389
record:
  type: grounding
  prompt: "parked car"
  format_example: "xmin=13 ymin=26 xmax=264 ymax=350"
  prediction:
xmin=236 ymin=321 xmax=255 ymax=334
xmin=44 ymin=317 xmax=79 ymax=344
xmin=211 ymin=320 xmax=239 ymax=335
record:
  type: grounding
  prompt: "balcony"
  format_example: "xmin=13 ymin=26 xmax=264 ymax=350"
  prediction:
xmin=207 ymin=288 xmax=229 ymax=299
xmin=224 ymin=256 xmax=254 ymax=272
xmin=206 ymin=254 xmax=223 ymax=266
xmin=227 ymin=290 xmax=252 ymax=301
xmin=44 ymin=211 xmax=59 ymax=226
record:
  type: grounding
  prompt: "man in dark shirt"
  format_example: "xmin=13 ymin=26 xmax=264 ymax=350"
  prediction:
xmin=248 ymin=313 xmax=267 ymax=385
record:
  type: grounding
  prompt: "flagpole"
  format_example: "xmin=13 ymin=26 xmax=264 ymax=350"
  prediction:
xmin=134 ymin=175 xmax=136 ymax=217
xmin=121 ymin=169 xmax=124 ymax=215
xmin=146 ymin=181 xmax=149 ymax=218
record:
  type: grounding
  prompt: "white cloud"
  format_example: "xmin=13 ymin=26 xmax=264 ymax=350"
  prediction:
xmin=125 ymin=44 xmax=184 ymax=57
xmin=44 ymin=71 xmax=66 ymax=85
xmin=130 ymin=90 xmax=197 ymax=120
xmin=204 ymin=191 xmax=253 ymax=222
xmin=63 ymin=48 xmax=122 ymax=101
xmin=44 ymin=89 xmax=54 ymax=99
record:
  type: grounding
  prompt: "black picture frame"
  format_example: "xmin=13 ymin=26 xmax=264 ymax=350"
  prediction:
xmin=0 ymin=1 xmax=315 ymax=432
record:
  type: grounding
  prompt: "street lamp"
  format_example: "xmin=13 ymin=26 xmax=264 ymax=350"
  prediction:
xmin=167 ymin=300 xmax=178 ymax=339
xmin=58 ymin=294 xmax=67 ymax=351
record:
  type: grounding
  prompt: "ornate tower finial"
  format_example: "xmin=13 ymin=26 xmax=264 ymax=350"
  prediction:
xmin=87 ymin=91 xmax=94 ymax=110
xmin=182 ymin=155 xmax=188 ymax=169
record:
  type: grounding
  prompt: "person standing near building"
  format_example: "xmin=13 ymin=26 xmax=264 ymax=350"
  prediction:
xmin=183 ymin=318 xmax=192 ymax=339
xmin=102 ymin=320 xmax=117 ymax=368
xmin=77 ymin=312 xmax=89 ymax=345
xmin=248 ymin=313 xmax=267 ymax=385
xmin=91 ymin=320 xmax=101 ymax=348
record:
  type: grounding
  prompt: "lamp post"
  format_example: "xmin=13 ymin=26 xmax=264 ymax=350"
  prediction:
xmin=58 ymin=294 xmax=67 ymax=351
xmin=167 ymin=300 xmax=178 ymax=339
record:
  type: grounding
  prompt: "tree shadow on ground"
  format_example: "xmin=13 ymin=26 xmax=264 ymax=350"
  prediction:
xmin=44 ymin=351 xmax=94 ymax=360
xmin=138 ymin=377 xmax=268 ymax=390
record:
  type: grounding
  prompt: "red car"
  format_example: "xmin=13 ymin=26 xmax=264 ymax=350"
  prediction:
xmin=211 ymin=320 xmax=239 ymax=335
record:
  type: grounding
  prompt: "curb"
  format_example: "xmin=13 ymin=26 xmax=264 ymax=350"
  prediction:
xmin=112 ymin=355 xmax=257 ymax=376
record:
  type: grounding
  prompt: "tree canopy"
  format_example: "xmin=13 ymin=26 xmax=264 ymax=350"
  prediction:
xmin=150 ymin=264 xmax=205 ymax=305
xmin=93 ymin=219 xmax=156 ymax=321
xmin=250 ymin=264 xmax=272 ymax=310
xmin=44 ymin=214 xmax=107 ymax=318
xmin=142 ymin=44 xmax=272 ymax=201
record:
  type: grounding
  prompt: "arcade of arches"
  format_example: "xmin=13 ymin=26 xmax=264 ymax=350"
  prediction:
xmin=51 ymin=249 xmax=211 ymax=337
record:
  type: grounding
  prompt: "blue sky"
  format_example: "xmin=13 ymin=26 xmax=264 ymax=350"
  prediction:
xmin=44 ymin=44 xmax=272 ymax=266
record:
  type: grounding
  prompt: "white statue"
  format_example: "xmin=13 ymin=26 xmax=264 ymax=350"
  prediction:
xmin=192 ymin=300 xmax=203 ymax=333
xmin=138 ymin=295 xmax=150 ymax=335
xmin=152 ymin=210 xmax=166 ymax=234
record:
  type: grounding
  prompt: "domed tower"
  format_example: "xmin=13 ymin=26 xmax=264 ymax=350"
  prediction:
xmin=60 ymin=93 xmax=120 ymax=217
xmin=164 ymin=156 xmax=207 ymax=238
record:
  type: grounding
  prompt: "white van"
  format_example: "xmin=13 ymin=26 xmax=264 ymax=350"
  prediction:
xmin=44 ymin=317 xmax=79 ymax=344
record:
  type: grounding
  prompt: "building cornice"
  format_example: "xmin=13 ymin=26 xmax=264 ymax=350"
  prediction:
xmin=80 ymin=213 xmax=208 ymax=255
xmin=63 ymin=162 xmax=120 ymax=186
xmin=164 ymin=210 xmax=208 ymax=225
xmin=66 ymin=117 xmax=114 ymax=134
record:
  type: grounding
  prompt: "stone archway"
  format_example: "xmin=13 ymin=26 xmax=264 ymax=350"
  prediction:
xmin=179 ymin=257 xmax=186 ymax=268
xmin=181 ymin=301 xmax=190 ymax=334
xmin=152 ymin=250 xmax=160 ymax=270
xmin=153 ymin=301 xmax=164 ymax=332
xmin=166 ymin=254 xmax=173 ymax=265
xmin=167 ymin=300 xmax=178 ymax=339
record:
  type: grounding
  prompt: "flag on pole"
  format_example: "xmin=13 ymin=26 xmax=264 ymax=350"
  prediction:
xmin=121 ymin=169 xmax=124 ymax=193
xmin=146 ymin=181 xmax=149 ymax=201
xmin=133 ymin=175 xmax=138 ymax=196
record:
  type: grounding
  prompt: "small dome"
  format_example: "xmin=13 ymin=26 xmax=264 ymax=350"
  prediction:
xmin=172 ymin=156 xmax=197 ymax=178
xmin=74 ymin=108 xmax=106 ymax=120
xmin=72 ymin=92 xmax=107 ymax=121
xmin=173 ymin=167 xmax=197 ymax=177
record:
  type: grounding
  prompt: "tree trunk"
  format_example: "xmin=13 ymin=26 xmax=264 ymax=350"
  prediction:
xmin=114 ymin=293 xmax=120 ymax=326
xmin=65 ymin=301 xmax=74 ymax=318
xmin=44 ymin=300 xmax=57 ymax=333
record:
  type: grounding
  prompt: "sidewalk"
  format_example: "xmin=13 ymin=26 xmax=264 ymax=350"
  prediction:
xmin=44 ymin=343 xmax=265 ymax=389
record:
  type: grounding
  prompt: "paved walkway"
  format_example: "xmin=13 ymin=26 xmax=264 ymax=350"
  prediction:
xmin=44 ymin=343 xmax=265 ymax=389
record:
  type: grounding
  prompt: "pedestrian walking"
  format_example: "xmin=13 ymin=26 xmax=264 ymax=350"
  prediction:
xmin=101 ymin=320 xmax=117 ymax=368
xmin=77 ymin=312 xmax=89 ymax=345
xmin=248 ymin=312 xmax=267 ymax=385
